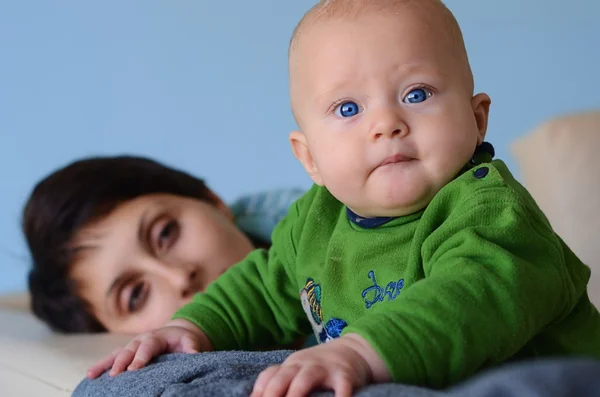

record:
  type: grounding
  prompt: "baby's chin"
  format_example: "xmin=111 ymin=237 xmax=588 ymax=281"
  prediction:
xmin=346 ymin=185 xmax=434 ymax=218
xmin=348 ymin=199 xmax=429 ymax=219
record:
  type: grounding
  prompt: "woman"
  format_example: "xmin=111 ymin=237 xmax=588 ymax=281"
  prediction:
xmin=23 ymin=155 xmax=303 ymax=334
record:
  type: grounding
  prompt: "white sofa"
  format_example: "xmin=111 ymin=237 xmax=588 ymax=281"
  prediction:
xmin=0 ymin=306 xmax=130 ymax=396
xmin=512 ymin=110 xmax=600 ymax=306
xmin=1 ymin=110 xmax=599 ymax=396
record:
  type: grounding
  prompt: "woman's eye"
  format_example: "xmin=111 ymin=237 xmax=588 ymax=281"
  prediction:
xmin=403 ymin=87 xmax=433 ymax=104
xmin=155 ymin=219 xmax=179 ymax=252
xmin=128 ymin=282 xmax=148 ymax=313
xmin=334 ymin=101 xmax=362 ymax=118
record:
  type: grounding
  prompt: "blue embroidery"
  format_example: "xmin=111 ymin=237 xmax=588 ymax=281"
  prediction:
xmin=361 ymin=270 xmax=404 ymax=309
xmin=319 ymin=318 xmax=348 ymax=343
xmin=300 ymin=278 xmax=348 ymax=344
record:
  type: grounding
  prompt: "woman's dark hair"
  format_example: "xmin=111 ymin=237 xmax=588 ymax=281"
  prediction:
xmin=23 ymin=155 xmax=216 ymax=333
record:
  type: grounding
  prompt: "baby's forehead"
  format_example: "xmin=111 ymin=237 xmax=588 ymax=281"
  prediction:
xmin=288 ymin=0 xmax=473 ymax=105
xmin=290 ymin=10 xmax=460 ymax=79
xmin=289 ymin=0 xmax=456 ymax=56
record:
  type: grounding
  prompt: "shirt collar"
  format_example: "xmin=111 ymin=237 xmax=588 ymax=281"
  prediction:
xmin=346 ymin=207 xmax=397 ymax=228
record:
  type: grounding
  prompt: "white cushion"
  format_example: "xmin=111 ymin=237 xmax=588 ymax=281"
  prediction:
xmin=512 ymin=110 xmax=600 ymax=307
xmin=0 ymin=297 xmax=131 ymax=396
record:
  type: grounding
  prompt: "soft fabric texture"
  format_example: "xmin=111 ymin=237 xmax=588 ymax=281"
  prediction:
xmin=174 ymin=159 xmax=600 ymax=388
xmin=512 ymin=110 xmax=600 ymax=307
xmin=72 ymin=350 xmax=600 ymax=397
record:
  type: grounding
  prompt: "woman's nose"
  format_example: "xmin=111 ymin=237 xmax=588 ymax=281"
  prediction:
xmin=151 ymin=261 xmax=198 ymax=298
xmin=180 ymin=270 xmax=198 ymax=299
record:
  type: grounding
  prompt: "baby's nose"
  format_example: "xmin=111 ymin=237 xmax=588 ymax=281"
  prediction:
xmin=369 ymin=110 xmax=409 ymax=140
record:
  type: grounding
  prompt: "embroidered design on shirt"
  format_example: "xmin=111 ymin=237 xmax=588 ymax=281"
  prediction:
xmin=361 ymin=270 xmax=405 ymax=309
xmin=300 ymin=278 xmax=348 ymax=343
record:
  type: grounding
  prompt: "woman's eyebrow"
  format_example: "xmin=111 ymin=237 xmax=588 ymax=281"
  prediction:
xmin=138 ymin=208 xmax=153 ymax=248
xmin=137 ymin=199 xmax=170 ymax=249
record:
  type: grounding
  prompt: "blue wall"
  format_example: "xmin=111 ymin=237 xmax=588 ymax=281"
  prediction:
xmin=1 ymin=0 xmax=599 ymax=293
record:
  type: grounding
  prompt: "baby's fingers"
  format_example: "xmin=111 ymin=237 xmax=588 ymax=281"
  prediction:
xmin=250 ymin=365 xmax=280 ymax=397
xmin=331 ymin=371 xmax=354 ymax=397
xmin=179 ymin=334 xmax=199 ymax=354
xmin=286 ymin=366 xmax=353 ymax=397
xmin=109 ymin=340 xmax=140 ymax=376
xmin=127 ymin=336 xmax=167 ymax=371
xmin=286 ymin=366 xmax=328 ymax=397
xmin=87 ymin=349 xmax=119 ymax=379
xmin=261 ymin=365 xmax=299 ymax=397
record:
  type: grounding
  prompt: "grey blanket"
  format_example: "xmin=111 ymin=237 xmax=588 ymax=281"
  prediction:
xmin=73 ymin=350 xmax=600 ymax=397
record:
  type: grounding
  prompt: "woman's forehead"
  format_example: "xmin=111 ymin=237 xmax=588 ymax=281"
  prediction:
xmin=67 ymin=199 xmax=151 ymax=289
xmin=73 ymin=194 xmax=174 ymax=242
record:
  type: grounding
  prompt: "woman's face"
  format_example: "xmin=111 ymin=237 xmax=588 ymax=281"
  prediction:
xmin=70 ymin=193 xmax=255 ymax=334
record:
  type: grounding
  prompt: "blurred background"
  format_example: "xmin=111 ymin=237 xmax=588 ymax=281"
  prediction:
xmin=1 ymin=0 xmax=599 ymax=293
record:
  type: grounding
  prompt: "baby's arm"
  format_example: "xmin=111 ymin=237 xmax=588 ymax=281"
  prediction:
xmin=173 ymin=247 xmax=308 ymax=351
xmin=342 ymin=195 xmax=573 ymax=388
xmin=171 ymin=187 xmax=322 ymax=351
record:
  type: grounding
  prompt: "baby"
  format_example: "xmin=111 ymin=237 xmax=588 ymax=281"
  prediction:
xmin=89 ymin=0 xmax=600 ymax=395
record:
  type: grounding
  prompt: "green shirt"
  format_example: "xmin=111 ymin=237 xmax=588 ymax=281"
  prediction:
xmin=174 ymin=160 xmax=600 ymax=388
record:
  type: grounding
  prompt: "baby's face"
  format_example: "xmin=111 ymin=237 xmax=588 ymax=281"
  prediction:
xmin=290 ymin=9 xmax=490 ymax=217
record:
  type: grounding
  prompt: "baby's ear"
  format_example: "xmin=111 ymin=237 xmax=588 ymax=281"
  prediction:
xmin=289 ymin=131 xmax=324 ymax=186
xmin=471 ymin=93 xmax=491 ymax=144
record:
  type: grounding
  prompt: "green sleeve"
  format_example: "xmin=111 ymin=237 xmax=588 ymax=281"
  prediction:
xmin=172 ymin=188 xmax=316 ymax=350
xmin=343 ymin=192 xmax=577 ymax=387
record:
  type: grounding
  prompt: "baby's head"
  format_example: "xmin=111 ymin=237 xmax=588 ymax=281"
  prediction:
xmin=288 ymin=0 xmax=491 ymax=217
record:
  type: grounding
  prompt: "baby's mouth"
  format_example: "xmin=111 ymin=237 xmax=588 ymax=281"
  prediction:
xmin=378 ymin=153 xmax=414 ymax=167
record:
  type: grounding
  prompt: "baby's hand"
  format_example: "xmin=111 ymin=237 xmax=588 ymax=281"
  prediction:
xmin=87 ymin=318 xmax=212 ymax=379
xmin=250 ymin=333 xmax=390 ymax=397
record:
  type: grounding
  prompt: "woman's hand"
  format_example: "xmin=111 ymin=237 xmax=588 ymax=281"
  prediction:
xmin=87 ymin=318 xmax=212 ymax=379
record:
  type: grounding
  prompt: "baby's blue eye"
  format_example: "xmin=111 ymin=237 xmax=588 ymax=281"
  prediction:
xmin=335 ymin=101 xmax=361 ymax=118
xmin=404 ymin=88 xmax=432 ymax=104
